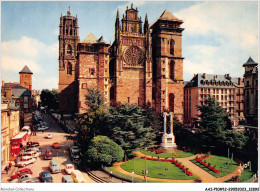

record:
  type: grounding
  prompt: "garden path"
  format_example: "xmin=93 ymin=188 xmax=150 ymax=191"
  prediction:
xmin=112 ymin=151 xmax=244 ymax=183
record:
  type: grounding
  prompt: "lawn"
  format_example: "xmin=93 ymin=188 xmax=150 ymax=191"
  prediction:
xmin=239 ymin=168 xmax=255 ymax=182
xmin=190 ymin=155 xmax=237 ymax=178
xmin=107 ymin=167 xmax=173 ymax=183
xmin=140 ymin=150 xmax=196 ymax=158
xmin=120 ymin=158 xmax=199 ymax=180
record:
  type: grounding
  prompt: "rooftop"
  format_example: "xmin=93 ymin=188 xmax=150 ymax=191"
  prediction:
xmin=19 ymin=65 xmax=33 ymax=74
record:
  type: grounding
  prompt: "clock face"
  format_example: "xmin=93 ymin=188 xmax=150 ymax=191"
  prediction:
xmin=123 ymin=46 xmax=144 ymax=67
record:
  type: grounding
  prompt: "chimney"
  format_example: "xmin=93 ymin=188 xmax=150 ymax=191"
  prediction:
xmin=6 ymin=89 xmax=12 ymax=100
xmin=2 ymin=80 xmax=4 ymax=87
xmin=238 ymin=77 xmax=242 ymax=85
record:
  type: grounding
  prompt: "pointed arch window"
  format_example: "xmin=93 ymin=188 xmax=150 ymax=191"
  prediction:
xmin=67 ymin=44 xmax=73 ymax=55
xmin=169 ymin=93 xmax=175 ymax=112
xmin=67 ymin=62 xmax=72 ymax=75
xmin=169 ymin=60 xmax=175 ymax=80
xmin=170 ymin=39 xmax=175 ymax=55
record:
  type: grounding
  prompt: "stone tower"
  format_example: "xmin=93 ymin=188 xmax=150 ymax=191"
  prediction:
xmin=77 ymin=34 xmax=110 ymax=113
xmin=110 ymin=3 xmax=153 ymax=106
xmin=19 ymin=65 xmax=33 ymax=93
xmin=151 ymin=10 xmax=184 ymax=121
xmin=58 ymin=7 xmax=80 ymax=113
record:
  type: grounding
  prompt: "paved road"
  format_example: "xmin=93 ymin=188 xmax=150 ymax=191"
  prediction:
xmin=1 ymin=112 xmax=94 ymax=183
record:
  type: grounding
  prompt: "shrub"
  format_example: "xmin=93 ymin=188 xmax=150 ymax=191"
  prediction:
xmin=84 ymin=135 xmax=124 ymax=167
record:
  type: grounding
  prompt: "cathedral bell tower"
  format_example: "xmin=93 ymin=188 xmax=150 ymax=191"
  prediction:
xmin=151 ymin=10 xmax=184 ymax=122
xmin=110 ymin=3 xmax=153 ymax=106
xmin=58 ymin=7 xmax=80 ymax=113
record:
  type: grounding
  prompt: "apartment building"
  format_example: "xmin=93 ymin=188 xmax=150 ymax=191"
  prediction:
xmin=184 ymin=73 xmax=244 ymax=127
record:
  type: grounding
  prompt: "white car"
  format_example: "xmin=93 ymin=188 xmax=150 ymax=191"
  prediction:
xmin=17 ymin=157 xmax=36 ymax=167
xmin=21 ymin=126 xmax=31 ymax=135
xmin=22 ymin=151 xmax=41 ymax=159
xmin=70 ymin=146 xmax=80 ymax=154
xmin=37 ymin=126 xmax=48 ymax=131
xmin=47 ymin=134 xmax=53 ymax=139
xmin=65 ymin=164 xmax=74 ymax=175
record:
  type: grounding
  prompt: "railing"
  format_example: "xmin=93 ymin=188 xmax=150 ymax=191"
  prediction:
xmin=243 ymin=175 xmax=257 ymax=183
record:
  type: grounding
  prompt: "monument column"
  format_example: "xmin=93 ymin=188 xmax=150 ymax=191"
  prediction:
xmin=163 ymin=112 xmax=167 ymax=134
xmin=170 ymin=112 xmax=173 ymax=134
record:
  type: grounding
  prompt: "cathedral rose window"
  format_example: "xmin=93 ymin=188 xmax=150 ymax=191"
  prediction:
xmin=123 ymin=46 xmax=144 ymax=67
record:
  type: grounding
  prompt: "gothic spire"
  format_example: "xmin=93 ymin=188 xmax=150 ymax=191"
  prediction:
xmin=144 ymin=14 xmax=149 ymax=34
xmin=67 ymin=6 xmax=71 ymax=16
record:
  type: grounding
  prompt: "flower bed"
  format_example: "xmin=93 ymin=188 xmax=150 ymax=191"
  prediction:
xmin=195 ymin=156 xmax=220 ymax=173
xmin=141 ymin=156 xmax=193 ymax=176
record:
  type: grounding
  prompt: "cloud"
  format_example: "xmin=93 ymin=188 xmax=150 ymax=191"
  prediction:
xmin=2 ymin=36 xmax=58 ymax=90
xmin=173 ymin=1 xmax=258 ymax=81
xmin=175 ymin=1 xmax=258 ymax=49
xmin=33 ymin=76 xmax=58 ymax=90
xmin=2 ymin=56 xmax=42 ymax=73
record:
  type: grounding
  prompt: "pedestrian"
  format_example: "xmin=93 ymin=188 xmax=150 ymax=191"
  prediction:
xmin=15 ymin=158 xmax=18 ymax=166
xmin=42 ymin=130 xmax=44 ymax=134
xmin=5 ymin=165 xmax=8 ymax=174
xmin=109 ymin=170 xmax=112 ymax=179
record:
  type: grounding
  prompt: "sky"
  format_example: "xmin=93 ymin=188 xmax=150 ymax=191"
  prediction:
xmin=1 ymin=1 xmax=259 ymax=91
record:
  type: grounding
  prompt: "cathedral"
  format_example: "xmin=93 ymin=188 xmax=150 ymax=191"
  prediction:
xmin=58 ymin=4 xmax=184 ymax=122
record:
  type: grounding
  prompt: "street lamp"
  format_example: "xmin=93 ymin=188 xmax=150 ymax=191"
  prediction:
xmin=145 ymin=147 xmax=147 ymax=183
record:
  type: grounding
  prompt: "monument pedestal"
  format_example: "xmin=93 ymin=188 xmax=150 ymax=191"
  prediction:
xmin=161 ymin=112 xmax=177 ymax=148
xmin=161 ymin=133 xmax=177 ymax=148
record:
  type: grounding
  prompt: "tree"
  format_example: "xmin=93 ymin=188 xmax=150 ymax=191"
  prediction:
xmin=107 ymin=103 xmax=156 ymax=155
xmin=84 ymin=135 xmax=124 ymax=167
xmin=197 ymin=96 xmax=248 ymax=153
xmin=66 ymin=87 xmax=109 ymax=151
xmin=40 ymin=89 xmax=58 ymax=110
xmin=220 ymin=130 xmax=248 ymax=151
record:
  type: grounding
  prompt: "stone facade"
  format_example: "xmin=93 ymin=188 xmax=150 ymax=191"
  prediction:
xmin=184 ymin=73 xmax=244 ymax=127
xmin=1 ymin=104 xmax=20 ymax=169
xmin=243 ymin=57 xmax=258 ymax=127
xmin=58 ymin=8 xmax=79 ymax=113
xmin=19 ymin=65 xmax=33 ymax=93
xmin=58 ymin=6 xmax=184 ymax=121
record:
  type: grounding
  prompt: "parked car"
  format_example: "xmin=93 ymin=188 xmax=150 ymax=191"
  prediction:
xmin=21 ymin=126 xmax=31 ymax=135
xmin=44 ymin=149 xmax=53 ymax=160
xmin=22 ymin=150 xmax=41 ymax=159
xmin=52 ymin=142 xmax=61 ymax=149
xmin=39 ymin=171 xmax=53 ymax=183
xmin=62 ymin=175 xmax=74 ymax=183
xmin=25 ymin=147 xmax=40 ymax=152
xmin=49 ymin=159 xmax=61 ymax=174
xmin=65 ymin=164 xmax=74 ymax=175
xmin=27 ymin=141 xmax=40 ymax=148
xmin=19 ymin=174 xmax=33 ymax=183
xmin=47 ymin=134 xmax=53 ymax=139
xmin=19 ymin=174 xmax=39 ymax=183
xmin=16 ymin=157 xmax=36 ymax=168
xmin=71 ymin=152 xmax=82 ymax=164
xmin=11 ymin=168 xmax=33 ymax=180
xmin=37 ymin=126 xmax=48 ymax=131
xmin=40 ymin=122 xmax=49 ymax=129
xmin=71 ymin=170 xmax=86 ymax=183
xmin=70 ymin=146 xmax=80 ymax=154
